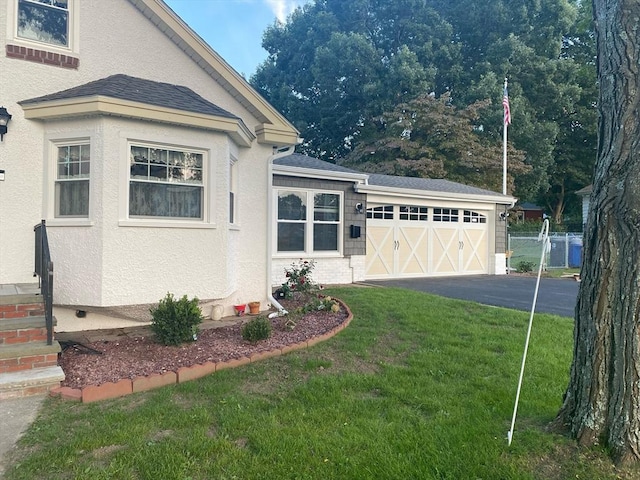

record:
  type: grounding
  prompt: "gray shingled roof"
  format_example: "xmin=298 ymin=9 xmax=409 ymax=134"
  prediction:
xmin=275 ymin=153 xmax=362 ymax=175
xmin=20 ymin=74 xmax=239 ymax=120
xmin=368 ymin=174 xmax=504 ymax=197
xmin=277 ymin=154 xmax=506 ymax=198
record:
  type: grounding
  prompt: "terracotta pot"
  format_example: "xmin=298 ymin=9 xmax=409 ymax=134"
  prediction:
xmin=248 ymin=301 xmax=260 ymax=315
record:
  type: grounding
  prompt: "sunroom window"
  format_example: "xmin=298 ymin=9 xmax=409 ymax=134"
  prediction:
xmin=129 ymin=144 xmax=204 ymax=219
xmin=276 ymin=189 xmax=341 ymax=253
xmin=17 ymin=0 xmax=69 ymax=48
xmin=55 ymin=142 xmax=89 ymax=217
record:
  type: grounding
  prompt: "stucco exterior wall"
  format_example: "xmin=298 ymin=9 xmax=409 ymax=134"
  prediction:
xmin=1 ymin=0 xmax=276 ymax=308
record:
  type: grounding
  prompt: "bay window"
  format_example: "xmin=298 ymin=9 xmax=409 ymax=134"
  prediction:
xmin=276 ymin=189 xmax=341 ymax=253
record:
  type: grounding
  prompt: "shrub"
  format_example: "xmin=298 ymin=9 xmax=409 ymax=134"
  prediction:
xmin=241 ymin=316 xmax=272 ymax=342
xmin=150 ymin=293 xmax=203 ymax=346
xmin=516 ymin=260 xmax=536 ymax=273
xmin=281 ymin=259 xmax=318 ymax=299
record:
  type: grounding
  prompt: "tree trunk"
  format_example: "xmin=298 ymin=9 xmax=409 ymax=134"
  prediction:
xmin=553 ymin=0 xmax=640 ymax=465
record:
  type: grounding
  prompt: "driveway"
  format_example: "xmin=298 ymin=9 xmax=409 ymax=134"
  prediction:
xmin=364 ymin=275 xmax=580 ymax=318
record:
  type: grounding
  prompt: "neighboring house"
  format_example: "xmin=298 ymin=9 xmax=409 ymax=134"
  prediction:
xmin=512 ymin=202 xmax=545 ymax=222
xmin=1 ymin=0 xmax=299 ymax=314
xmin=576 ymin=185 xmax=592 ymax=231
xmin=272 ymin=154 xmax=516 ymax=286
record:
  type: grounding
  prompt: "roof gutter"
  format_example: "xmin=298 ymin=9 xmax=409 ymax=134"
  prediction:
xmin=356 ymin=183 xmax=517 ymax=206
xmin=267 ymin=145 xmax=297 ymax=317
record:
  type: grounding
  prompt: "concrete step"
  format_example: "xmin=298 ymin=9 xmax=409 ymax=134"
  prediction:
xmin=0 ymin=365 xmax=65 ymax=399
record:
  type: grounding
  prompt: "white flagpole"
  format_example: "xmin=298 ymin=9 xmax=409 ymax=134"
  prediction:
xmin=507 ymin=218 xmax=550 ymax=445
xmin=502 ymin=78 xmax=509 ymax=196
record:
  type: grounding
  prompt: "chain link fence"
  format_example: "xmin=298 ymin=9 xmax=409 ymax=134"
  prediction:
xmin=507 ymin=232 xmax=583 ymax=272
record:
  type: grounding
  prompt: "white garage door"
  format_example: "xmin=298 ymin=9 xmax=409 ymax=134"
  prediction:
xmin=366 ymin=204 xmax=489 ymax=279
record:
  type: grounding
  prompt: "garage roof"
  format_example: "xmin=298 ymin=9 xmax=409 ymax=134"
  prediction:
xmin=275 ymin=154 xmax=516 ymax=205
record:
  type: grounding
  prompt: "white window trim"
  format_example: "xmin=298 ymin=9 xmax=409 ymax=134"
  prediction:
xmin=7 ymin=0 xmax=80 ymax=55
xmin=119 ymin=137 xmax=216 ymax=229
xmin=44 ymin=134 xmax=94 ymax=227
xmin=273 ymin=188 xmax=343 ymax=257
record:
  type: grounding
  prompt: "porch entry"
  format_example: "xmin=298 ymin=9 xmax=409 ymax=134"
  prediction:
xmin=365 ymin=203 xmax=489 ymax=279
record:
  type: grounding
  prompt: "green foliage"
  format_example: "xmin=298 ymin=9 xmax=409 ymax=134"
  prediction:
xmin=281 ymin=259 xmax=317 ymax=299
xmin=241 ymin=316 xmax=272 ymax=342
xmin=342 ymin=93 xmax=529 ymax=192
xmin=516 ymin=260 xmax=536 ymax=273
xmin=251 ymin=0 xmax=596 ymax=213
xmin=150 ymin=293 xmax=203 ymax=346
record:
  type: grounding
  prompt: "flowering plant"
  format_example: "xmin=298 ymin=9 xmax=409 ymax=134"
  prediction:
xmin=281 ymin=259 xmax=317 ymax=299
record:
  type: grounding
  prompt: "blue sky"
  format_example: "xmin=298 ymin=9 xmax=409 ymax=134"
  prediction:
xmin=164 ymin=0 xmax=312 ymax=78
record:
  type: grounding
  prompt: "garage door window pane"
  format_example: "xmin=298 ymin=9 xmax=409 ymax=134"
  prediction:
xmin=433 ymin=208 xmax=459 ymax=222
xmin=400 ymin=205 xmax=428 ymax=221
xmin=278 ymin=223 xmax=305 ymax=251
xmin=463 ymin=210 xmax=486 ymax=223
xmin=367 ymin=205 xmax=393 ymax=219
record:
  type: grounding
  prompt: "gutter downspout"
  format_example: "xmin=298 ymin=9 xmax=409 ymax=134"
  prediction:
xmin=267 ymin=145 xmax=296 ymax=317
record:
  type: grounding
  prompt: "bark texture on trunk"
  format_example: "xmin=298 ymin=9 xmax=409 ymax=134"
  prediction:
xmin=554 ymin=0 xmax=640 ymax=464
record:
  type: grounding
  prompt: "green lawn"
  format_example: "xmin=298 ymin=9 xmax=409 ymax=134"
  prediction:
xmin=4 ymin=286 xmax=636 ymax=479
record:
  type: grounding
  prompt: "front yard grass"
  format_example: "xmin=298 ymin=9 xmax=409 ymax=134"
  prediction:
xmin=4 ymin=286 xmax=637 ymax=479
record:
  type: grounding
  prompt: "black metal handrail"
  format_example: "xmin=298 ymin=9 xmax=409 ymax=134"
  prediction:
xmin=34 ymin=220 xmax=54 ymax=345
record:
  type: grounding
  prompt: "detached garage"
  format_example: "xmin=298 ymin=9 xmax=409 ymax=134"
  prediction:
xmin=272 ymin=154 xmax=515 ymax=287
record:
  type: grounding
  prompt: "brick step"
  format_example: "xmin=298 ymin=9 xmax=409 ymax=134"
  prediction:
xmin=0 ymin=291 xmax=45 ymax=319
xmin=0 ymin=365 xmax=65 ymax=399
xmin=0 ymin=341 xmax=61 ymax=374
xmin=0 ymin=316 xmax=57 ymax=345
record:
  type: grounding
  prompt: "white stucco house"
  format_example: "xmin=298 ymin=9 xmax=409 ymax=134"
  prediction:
xmin=1 ymin=0 xmax=299 ymax=316
xmin=1 ymin=0 xmax=516 ymax=321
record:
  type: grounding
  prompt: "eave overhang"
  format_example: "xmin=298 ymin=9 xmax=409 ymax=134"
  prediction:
xmin=21 ymin=95 xmax=255 ymax=147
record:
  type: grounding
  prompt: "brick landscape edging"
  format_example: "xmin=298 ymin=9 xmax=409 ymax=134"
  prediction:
xmin=50 ymin=300 xmax=353 ymax=403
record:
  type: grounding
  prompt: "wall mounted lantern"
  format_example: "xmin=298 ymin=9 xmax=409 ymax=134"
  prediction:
xmin=355 ymin=202 xmax=364 ymax=214
xmin=0 ymin=107 xmax=11 ymax=141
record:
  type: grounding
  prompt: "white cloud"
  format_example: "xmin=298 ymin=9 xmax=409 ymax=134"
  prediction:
xmin=263 ymin=0 xmax=306 ymax=23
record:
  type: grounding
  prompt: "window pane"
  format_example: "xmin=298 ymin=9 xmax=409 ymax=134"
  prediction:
xmin=314 ymin=224 xmax=338 ymax=251
xmin=314 ymin=193 xmax=339 ymax=221
xmin=278 ymin=223 xmax=305 ymax=251
xmin=56 ymin=143 xmax=90 ymax=217
xmin=56 ymin=180 xmax=88 ymax=217
xmin=18 ymin=0 xmax=69 ymax=47
xmin=278 ymin=191 xmax=306 ymax=220
xmin=129 ymin=182 xmax=202 ymax=218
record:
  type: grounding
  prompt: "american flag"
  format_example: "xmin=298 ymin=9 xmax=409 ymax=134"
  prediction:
xmin=503 ymin=83 xmax=511 ymax=125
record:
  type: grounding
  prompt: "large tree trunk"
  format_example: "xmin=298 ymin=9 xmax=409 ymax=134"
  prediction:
xmin=553 ymin=0 xmax=640 ymax=465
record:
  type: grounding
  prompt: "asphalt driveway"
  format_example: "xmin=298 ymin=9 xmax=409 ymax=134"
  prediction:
xmin=364 ymin=275 xmax=580 ymax=318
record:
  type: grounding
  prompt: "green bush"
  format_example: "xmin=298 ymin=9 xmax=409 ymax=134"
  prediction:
xmin=241 ymin=316 xmax=272 ymax=342
xmin=150 ymin=293 xmax=203 ymax=346
xmin=516 ymin=260 xmax=536 ymax=273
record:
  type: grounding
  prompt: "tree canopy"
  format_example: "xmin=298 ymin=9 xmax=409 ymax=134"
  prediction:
xmin=251 ymin=0 xmax=596 ymax=216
